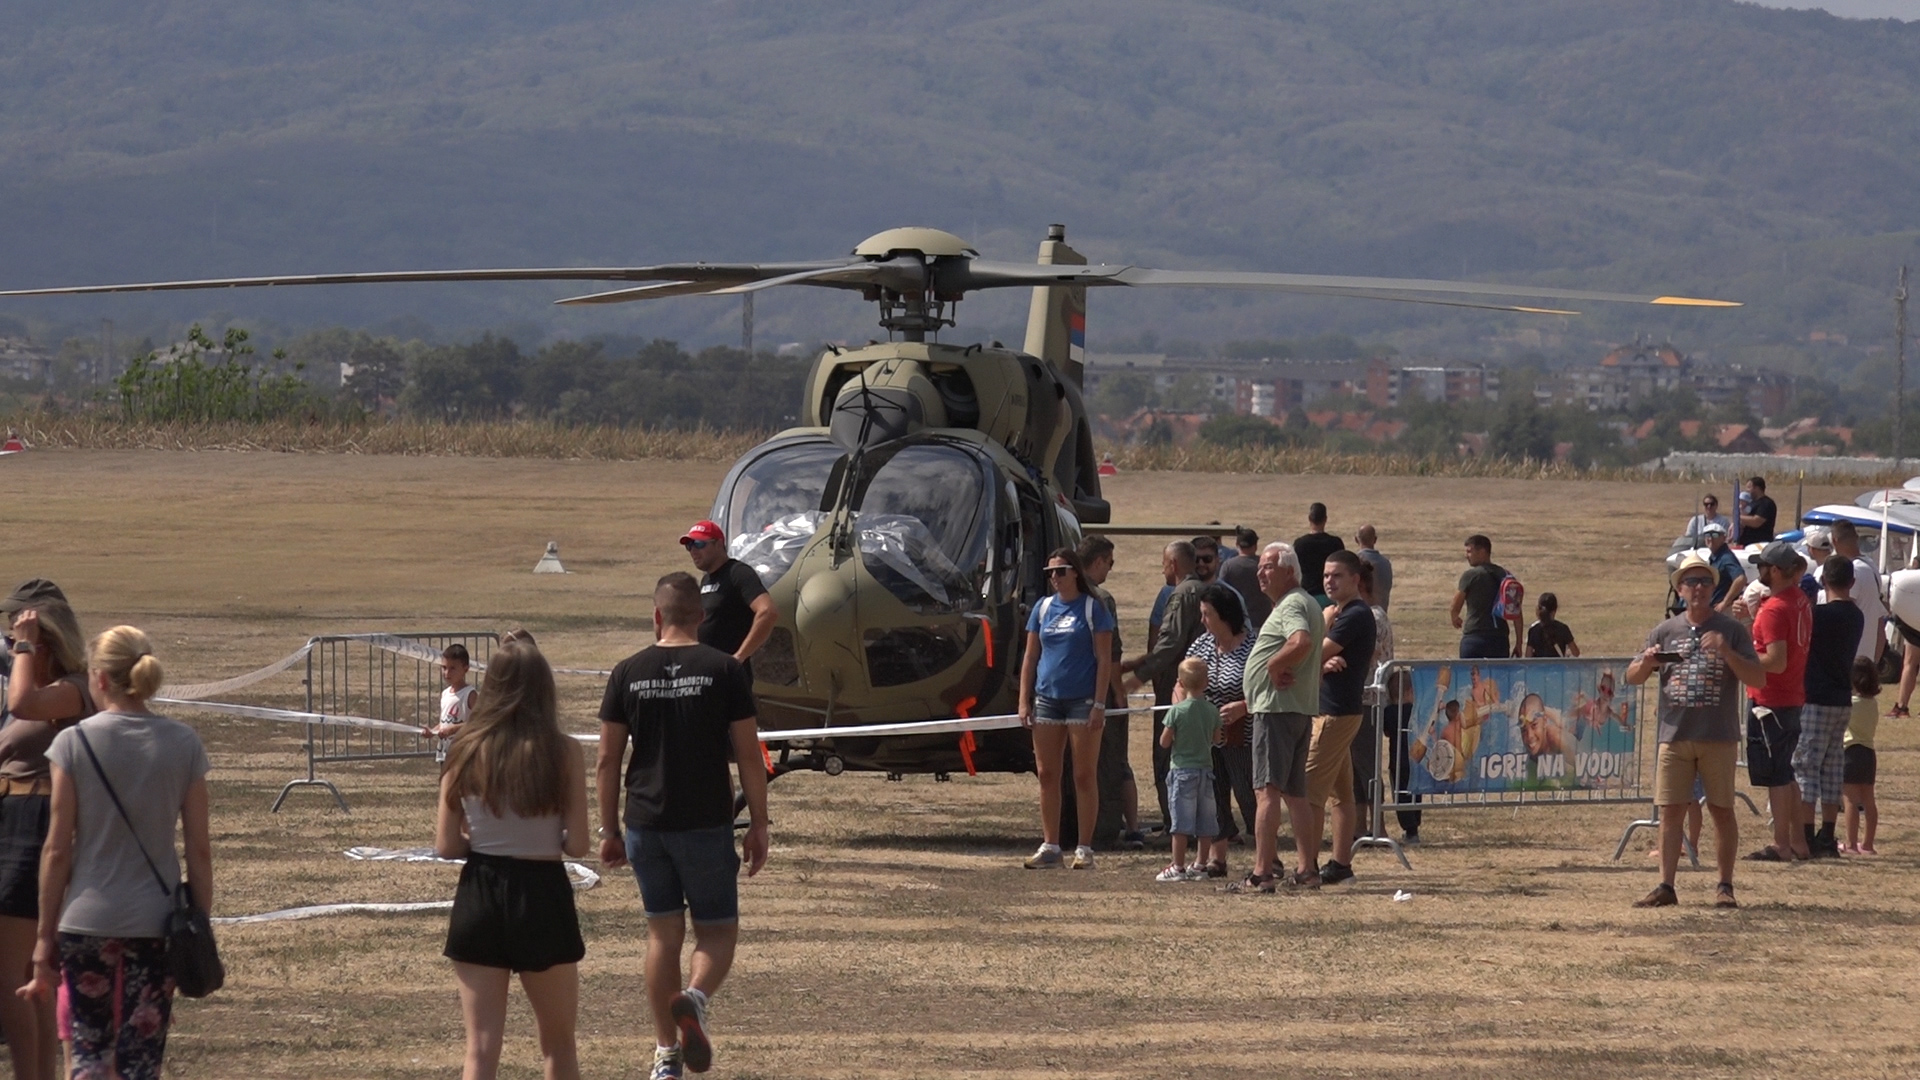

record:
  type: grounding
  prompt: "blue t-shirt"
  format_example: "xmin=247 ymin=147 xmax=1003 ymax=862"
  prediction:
xmin=1708 ymin=547 xmax=1745 ymax=605
xmin=1027 ymin=592 xmax=1118 ymax=701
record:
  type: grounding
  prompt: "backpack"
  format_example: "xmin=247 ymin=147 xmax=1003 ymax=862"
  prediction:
xmin=1492 ymin=573 xmax=1525 ymax=622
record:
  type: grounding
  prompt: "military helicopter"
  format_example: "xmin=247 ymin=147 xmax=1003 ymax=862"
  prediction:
xmin=0 ymin=225 xmax=1737 ymax=784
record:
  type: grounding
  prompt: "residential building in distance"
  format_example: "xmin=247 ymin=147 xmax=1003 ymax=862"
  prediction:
xmin=1538 ymin=337 xmax=1794 ymax=419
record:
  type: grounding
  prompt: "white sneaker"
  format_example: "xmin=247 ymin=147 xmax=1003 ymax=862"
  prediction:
xmin=1023 ymin=845 xmax=1064 ymax=869
xmin=1071 ymin=846 xmax=1096 ymax=870
xmin=1155 ymin=863 xmax=1188 ymax=882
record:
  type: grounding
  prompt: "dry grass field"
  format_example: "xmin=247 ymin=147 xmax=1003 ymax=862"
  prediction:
xmin=0 ymin=449 xmax=1909 ymax=1079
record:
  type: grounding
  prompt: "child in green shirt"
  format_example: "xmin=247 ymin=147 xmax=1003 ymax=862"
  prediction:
xmin=1157 ymin=659 xmax=1222 ymax=881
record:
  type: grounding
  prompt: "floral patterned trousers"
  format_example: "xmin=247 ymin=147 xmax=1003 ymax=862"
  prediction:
xmin=57 ymin=933 xmax=173 ymax=1080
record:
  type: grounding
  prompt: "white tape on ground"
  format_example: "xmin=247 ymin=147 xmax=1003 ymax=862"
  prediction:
xmin=213 ymin=901 xmax=453 ymax=925
xmin=213 ymin=848 xmax=601 ymax=924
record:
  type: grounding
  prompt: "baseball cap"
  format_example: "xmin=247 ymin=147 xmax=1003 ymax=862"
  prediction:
xmin=1802 ymin=525 xmax=1832 ymax=550
xmin=680 ymin=520 xmax=725 ymax=546
xmin=1670 ymin=553 xmax=1716 ymax=589
xmin=1699 ymin=521 xmax=1727 ymax=537
xmin=0 ymin=578 xmax=65 ymax=617
xmin=1755 ymin=540 xmax=1802 ymax=571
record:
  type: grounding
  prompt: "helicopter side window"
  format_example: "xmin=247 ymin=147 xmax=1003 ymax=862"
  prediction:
xmin=853 ymin=443 xmax=994 ymax=614
xmin=714 ymin=439 xmax=844 ymax=584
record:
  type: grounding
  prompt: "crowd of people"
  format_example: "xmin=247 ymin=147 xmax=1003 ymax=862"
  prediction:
xmin=1021 ymin=503 xmax=1572 ymax=888
xmin=1627 ymin=483 xmax=1894 ymax=909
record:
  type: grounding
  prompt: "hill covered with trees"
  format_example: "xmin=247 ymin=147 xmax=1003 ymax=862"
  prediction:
xmin=0 ymin=0 xmax=1916 ymax=387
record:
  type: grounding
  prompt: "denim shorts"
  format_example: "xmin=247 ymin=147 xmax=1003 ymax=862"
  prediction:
xmin=1032 ymin=694 xmax=1095 ymax=725
xmin=1166 ymin=766 xmax=1217 ymax=838
xmin=627 ymin=825 xmax=741 ymax=924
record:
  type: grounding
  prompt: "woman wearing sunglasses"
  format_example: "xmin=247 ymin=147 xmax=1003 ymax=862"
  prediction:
xmin=1017 ymin=548 xmax=1115 ymax=870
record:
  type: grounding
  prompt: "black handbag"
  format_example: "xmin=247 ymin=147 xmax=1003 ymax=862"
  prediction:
xmin=75 ymin=729 xmax=224 ymax=998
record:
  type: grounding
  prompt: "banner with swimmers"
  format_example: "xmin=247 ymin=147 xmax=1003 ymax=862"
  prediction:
xmin=1393 ymin=659 xmax=1642 ymax=797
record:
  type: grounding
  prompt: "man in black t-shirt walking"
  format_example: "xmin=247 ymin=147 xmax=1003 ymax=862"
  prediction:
xmin=597 ymin=572 xmax=771 ymax=1079
xmin=682 ymin=519 xmax=777 ymax=672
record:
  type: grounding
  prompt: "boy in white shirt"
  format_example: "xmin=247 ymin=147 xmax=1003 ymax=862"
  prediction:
xmin=427 ymin=644 xmax=476 ymax=760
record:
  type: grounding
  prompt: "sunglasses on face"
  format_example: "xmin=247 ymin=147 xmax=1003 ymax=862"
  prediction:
xmin=1046 ymin=566 xmax=1073 ymax=577
xmin=682 ymin=539 xmax=712 ymax=550
xmin=1196 ymin=555 xmax=1216 ymax=563
xmin=1678 ymin=576 xmax=1714 ymax=588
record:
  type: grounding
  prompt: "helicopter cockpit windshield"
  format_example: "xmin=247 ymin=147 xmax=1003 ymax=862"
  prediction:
xmin=715 ymin=437 xmax=996 ymax=615
xmin=851 ymin=442 xmax=993 ymax=614
xmin=719 ymin=440 xmax=842 ymax=584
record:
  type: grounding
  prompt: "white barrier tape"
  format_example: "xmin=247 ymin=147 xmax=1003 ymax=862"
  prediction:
xmin=569 ymin=705 xmax=1172 ymax=744
xmin=553 ymin=667 xmax=614 ymax=677
xmin=167 ymin=643 xmax=314 ymax=701
xmin=154 ymin=698 xmax=424 ymax=735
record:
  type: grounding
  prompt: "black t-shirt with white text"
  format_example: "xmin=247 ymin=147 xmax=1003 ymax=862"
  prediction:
xmin=699 ymin=559 xmax=769 ymax=657
xmin=600 ymin=643 xmax=756 ymax=831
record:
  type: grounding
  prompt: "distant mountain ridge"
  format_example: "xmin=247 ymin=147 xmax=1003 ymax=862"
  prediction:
xmin=1 ymin=0 xmax=1917 ymax=383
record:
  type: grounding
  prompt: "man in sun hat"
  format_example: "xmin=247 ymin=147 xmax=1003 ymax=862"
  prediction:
xmin=681 ymin=520 xmax=776 ymax=673
xmin=1626 ymin=553 xmax=1763 ymax=909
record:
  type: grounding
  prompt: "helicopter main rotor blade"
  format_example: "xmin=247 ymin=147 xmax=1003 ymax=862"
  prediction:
xmin=962 ymin=261 xmax=1737 ymax=308
xmin=561 ymin=257 xmax=931 ymax=306
xmin=0 ymin=261 xmax=855 ymax=299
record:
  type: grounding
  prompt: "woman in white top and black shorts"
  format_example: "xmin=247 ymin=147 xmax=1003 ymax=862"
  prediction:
xmin=435 ymin=642 xmax=590 ymax=1080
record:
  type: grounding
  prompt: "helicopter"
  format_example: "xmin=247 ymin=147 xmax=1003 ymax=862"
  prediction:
xmin=0 ymin=225 xmax=1738 ymax=788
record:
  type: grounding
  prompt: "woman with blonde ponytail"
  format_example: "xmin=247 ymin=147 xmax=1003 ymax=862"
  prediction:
xmin=17 ymin=626 xmax=211 ymax=1080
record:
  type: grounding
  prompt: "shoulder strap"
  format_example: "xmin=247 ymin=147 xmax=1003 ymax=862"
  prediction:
xmin=74 ymin=728 xmax=172 ymax=897
xmin=1084 ymin=595 xmax=1096 ymax=625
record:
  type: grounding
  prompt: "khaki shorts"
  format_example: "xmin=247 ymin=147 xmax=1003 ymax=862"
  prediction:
xmin=1654 ymin=740 xmax=1738 ymax=809
xmin=1306 ymin=714 xmax=1363 ymax=807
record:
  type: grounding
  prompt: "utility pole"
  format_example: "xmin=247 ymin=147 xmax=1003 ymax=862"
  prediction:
xmin=742 ymin=293 xmax=755 ymax=359
xmin=1898 ymin=265 xmax=1909 ymax=466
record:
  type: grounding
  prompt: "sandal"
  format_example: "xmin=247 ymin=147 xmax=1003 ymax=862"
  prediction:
xmin=1889 ymin=705 xmax=1911 ymax=719
xmin=1203 ymin=859 xmax=1229 ymax=879
xmin=1744 ymin=846 xmax=1786 ymax=862
xmin=1713 ymin=881 xmax=1738 ymax=909
xmin=1225 ymin=872 xmax=1276 ymax=894
xmin=1284 ymin=869 xmax=1323 ymax=890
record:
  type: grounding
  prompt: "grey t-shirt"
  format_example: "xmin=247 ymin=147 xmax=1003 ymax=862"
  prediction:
xmin=1645 ymin=612 xmax=1757 ymax=744
xmin=1358 ymin=547 xmax=1393 ymax=612
xmin=47 ymin=710 xmax=210 ymax=938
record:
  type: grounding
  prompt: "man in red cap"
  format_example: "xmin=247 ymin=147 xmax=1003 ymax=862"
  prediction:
xmin=681 ymin=520 xmax=776 ymax=673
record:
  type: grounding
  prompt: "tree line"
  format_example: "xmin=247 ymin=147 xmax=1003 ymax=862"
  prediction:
xmin=19 ymin=327 xmax=812 ymax=431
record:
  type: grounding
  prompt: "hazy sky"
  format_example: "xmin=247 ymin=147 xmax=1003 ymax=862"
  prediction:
xmin=1749 ymin=0 xmax=1918 ymax=17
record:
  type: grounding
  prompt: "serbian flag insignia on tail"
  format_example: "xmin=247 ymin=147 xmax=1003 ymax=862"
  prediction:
xmin=1067 ymin=310 xmax=1085 ymax=364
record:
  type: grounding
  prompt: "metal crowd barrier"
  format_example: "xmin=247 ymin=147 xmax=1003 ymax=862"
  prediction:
xmin=1355 ymin=657 xmax=1658 ymax=868
xmin=273 ymin=631 xmax=498 ymax=812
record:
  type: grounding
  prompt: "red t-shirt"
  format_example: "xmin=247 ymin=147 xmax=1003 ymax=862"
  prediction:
xmin=1749 ymin=587 xmax=1811 ymax=708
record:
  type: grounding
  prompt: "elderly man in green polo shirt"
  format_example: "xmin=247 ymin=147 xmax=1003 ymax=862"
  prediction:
xmin=1237 ymin=542 xmax=1324 ymax=892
